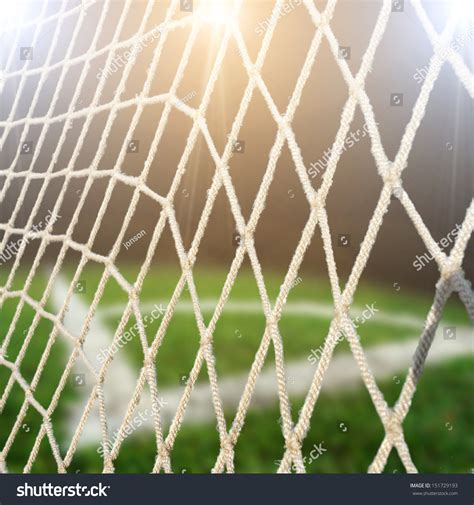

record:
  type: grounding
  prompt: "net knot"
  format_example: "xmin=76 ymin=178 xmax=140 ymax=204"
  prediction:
xmin=449 ymin=270 xmax=468 ymax=292
xmin=143 ymin=355 xmax=156 ymax=370
xmin=248 ymin=65 xmax=261 ymax=81
xmin=441 ymin=260 xmax=460 ymax=281
xmin=277 ymin=117 xmax=289 ymax=135
xmin=162 ymin=198 xmax=173 ymax=211
xmin=285 ymin=432 xmax=301 ymax=455
xmin=25 ymin=388 xmax=35 ymax=403
xmin=194 ymin=109 xmax=206 ymax=128
xmin=128 ymin=289 xmax=139 ymax=302
xmin=384 ymin=168 xmax=401 ymax=188
xmin=200 ymin=333 xmax=213 ymax=349
xmin=221 ymin=435 xmax=234 ymax=455
xmin=317 ymin=12 xmax=330 ymax=27
xmin=349 ymin=83 xmax=362 ymax=100
xmin=334 ymin=302 xmax=350 ymax=323
xmin=244 ymin=229 xmax=254 ymax=244
xmin=158 ymin=442 xmax=170 ymax=460
xmin=433 ymin=41 xmax=449 ymax=61
xmin=310 ymin=194 xmax=322 ymax=210
xmin=267 ymin=315 xmax=278 ymax=328
xmin=385 ymin=416 xmax=403 ymax=441
xmin=103 ymin=461 xmax=115 ymax=473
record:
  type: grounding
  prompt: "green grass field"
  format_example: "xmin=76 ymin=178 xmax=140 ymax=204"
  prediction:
xmin=0 ymin=265 xmax=472 ymax=473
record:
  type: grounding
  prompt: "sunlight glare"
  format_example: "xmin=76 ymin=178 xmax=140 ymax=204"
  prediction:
xmin=0 ymin=1 xmax=28 ymax=31
xmin=197 ymin=0 xmax=235 ymax=27
xmin=454 ymin=0 xmax=474 ymax=20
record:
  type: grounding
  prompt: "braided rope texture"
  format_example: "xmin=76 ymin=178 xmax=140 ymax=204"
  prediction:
xmin=0 ymin=0 xmax=472 ymax=474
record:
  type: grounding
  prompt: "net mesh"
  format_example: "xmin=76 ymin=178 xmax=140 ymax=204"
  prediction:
xmin=0 ymin=0 xmax=473 ymax=474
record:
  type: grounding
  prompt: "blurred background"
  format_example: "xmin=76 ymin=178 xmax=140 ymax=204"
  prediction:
xmin=0 ymin=0 xmax=472 ymax=473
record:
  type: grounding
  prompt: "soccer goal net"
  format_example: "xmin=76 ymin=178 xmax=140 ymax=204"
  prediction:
xmin=0 ymin=0 xmax=473 ymax=474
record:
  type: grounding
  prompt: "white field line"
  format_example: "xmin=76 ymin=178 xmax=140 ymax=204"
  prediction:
xmin=50 ymin=275 xmax=150 ymax=447
xmin=98 ymin=299 xmax=425 ymax=330
xmin=50 ymin=277 xmax=473 ymax=447
xmin=146 ymin=327 xmax=473 ymax=427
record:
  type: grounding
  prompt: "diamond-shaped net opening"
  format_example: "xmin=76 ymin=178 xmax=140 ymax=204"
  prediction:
xmin=0 ymin=0 xmax=472 ymax=474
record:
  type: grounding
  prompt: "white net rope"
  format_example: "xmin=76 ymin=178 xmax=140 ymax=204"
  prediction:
xmin=0 ymin=0 xmax=473 ymax=474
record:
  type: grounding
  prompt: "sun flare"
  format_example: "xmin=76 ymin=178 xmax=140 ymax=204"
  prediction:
xmin=197 ymin=0 xmax=236 ymax=26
